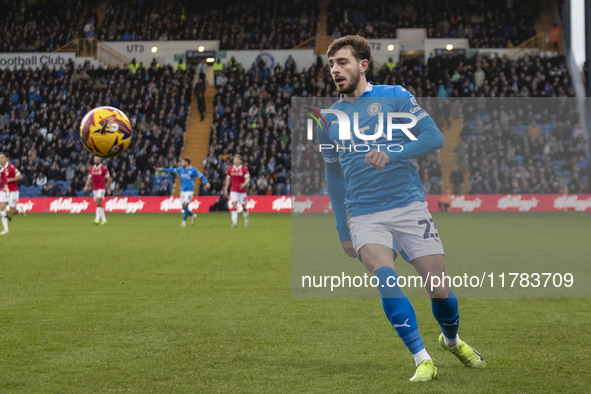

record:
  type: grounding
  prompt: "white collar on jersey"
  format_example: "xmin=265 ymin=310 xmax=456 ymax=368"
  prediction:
xmin=339 ymin=82 xmax=373 ymax=100
xmin=233 ymin=165 xmax=242 ymax=170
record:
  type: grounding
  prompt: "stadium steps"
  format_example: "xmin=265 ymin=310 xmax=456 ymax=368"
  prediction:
xmin=317 ymin=0 xmax=328 ymax=35
xmin=315 ymin=0 xmax=332 ymax=54
xmin=509 ymin=0 xmax=557 ymax=57
xmin=536 ymin=0 xmax=557 ymax=43
xmin=316 ymin=35 xmax=333 ymax=55
xmin=95 ymin=0 xmax=109 ymax=30
xmin=173 ymin=85 xmax=216 ymax=195
xmin=439 ymin=116 xmax=468 ymax=194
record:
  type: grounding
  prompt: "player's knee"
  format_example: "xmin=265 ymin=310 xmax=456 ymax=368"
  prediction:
xmin=359 ymin=245 xmax=396 ymax=273
xmin=428 ymin=285 xmax=450 ymax=301
xmin=425 ymin=273 xmax=450 ymax=299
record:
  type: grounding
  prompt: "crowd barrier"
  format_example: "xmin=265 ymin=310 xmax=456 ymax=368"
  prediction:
xmin=15 ymin=194 xmax=591 ymax=213
xmin=292 ymin=194 xmax=591 ymax=213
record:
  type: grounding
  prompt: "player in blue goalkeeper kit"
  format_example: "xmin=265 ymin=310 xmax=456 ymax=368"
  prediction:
xmin=321 ymin=35 xmax=486 ymax=382
xmin=157 ymin=158 xmax=210 ymax=227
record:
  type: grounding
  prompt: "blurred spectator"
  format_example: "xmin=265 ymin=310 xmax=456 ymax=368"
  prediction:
xmin=34 ymin=172 xmax=48 ymax=188
xmin=528 ymin=122 xmax=541 ymax=139
xmin=83 ymin=17 xmax=95 ymax=53
xmin=209 ymin=193 xmax=229 ymax=212
xmin=454 ymin=137 xmax=468 ymax=172
xmin=450 ymin=166 xmax=464 ymax=194
xmin=175 ymin=58 xmax=187 ymax=72
xmin=43 ymin=181 xmax=61 ymax=197
xmin=438 ymin=189 xmax=452 ymax=212
xmin=157 ymin=180 xmax=170 ymax=196
xmin=550 ymin=23 xmax=561 ymax=50
xmin=197 ymin=92 xmax=206 ymax=121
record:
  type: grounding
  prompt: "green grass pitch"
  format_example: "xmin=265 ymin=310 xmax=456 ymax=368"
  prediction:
xmin=1 ymin=212 xmax=590 ymax=392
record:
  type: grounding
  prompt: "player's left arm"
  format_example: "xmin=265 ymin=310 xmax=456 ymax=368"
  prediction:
xmin=7 ymin=169 xmax=23 ymax=184
xmin=223 ymin=174 xmax=231 ymax=195
xmin=1 ymin=171 xmax=8 ymax=193
xmin=105 ymin=174 xmax=113 ymax=195
xmin=195 ymin=168 xmax=211 ymax=191
xmin=366 ymin=88 xmax=444 ymax=169
xmin=240 ymin=171 xmax=250 ymax=191
xmin=84 ymin=173 xmax=92 ymax=191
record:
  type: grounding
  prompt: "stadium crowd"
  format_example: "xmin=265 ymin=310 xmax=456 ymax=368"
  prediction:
xmin=2 ymin=50 xmax=587 ymax=197
xmin=2 ymin=0 xmax=539 ymax=52
xmin=291 ymin=51 xmax=584 ymax=195
xmin=328 ymin=0 xmax=538 ymax=48
xmin=462 ymin=101 xmax=589 ymax=194
xmin=0 ymin=0 xmax=98 ymax=53
xmin=98 ymin=0 xmax=318 ymax=50
xmin=0 ymin=0 xmax=318 ymax=52
xmin=0 ymin=59 xmax=194 ymax=197
xmin=0 ymin=0 xmax=588 ymax=197
xmin=202 ymin=58 xmax=300 ymax=196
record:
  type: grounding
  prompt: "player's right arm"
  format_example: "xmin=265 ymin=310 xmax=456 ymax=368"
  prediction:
xmin=1 ymin=169 xmax=8 ymax=193
xmin=325 ymin=160 xmax=356 ymax=258
xmin=157 ymin=167 xmax=177 ymax=174
xmin=105 ymin=174 xmax=113 ymax=195
xmin=318 ymin=123 xmax=356 ymax=257
xmin=6 ymin=168 xmax=23 ymax=184
xmin=84 ymin=173 xmax=92 ymax=191
xmin=223 ymin=174 xmax=230 ymax=195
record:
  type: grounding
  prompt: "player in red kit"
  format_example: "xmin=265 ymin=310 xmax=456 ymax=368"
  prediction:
xmin=0 ymin=152 xmax=24 ymax=235
xmin=84 ymin=156 xmax=112 ymax=225
xmin=224 ymin=154 xmax=250 ymax=227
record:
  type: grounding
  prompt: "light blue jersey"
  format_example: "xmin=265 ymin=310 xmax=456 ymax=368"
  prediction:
xmin=319 ymin=84 xmax=443 ymax=239
xmin=162 ymin=166 xmax=208 ymax=192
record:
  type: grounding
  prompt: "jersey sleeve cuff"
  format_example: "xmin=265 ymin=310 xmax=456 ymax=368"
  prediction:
xmin=337 ymin=226 xmax=351 ymax=242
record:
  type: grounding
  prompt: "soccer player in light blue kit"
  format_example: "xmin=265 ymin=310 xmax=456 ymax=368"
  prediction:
xmin=321 ymin=35 xmax=486 ymax=382
xmin=157 ymin=158 xmax=210 ymax=227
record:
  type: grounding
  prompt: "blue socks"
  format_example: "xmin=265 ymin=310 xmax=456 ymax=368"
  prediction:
xmin=182 ymin=205 xmax=193 ymax=221
xmin=375 ymin=267 xmax=425 ymax=355
xmin=375 ymin=267 xmax=461 ymax=356
xmin=431 ymin=288 xmax=459 ymax=340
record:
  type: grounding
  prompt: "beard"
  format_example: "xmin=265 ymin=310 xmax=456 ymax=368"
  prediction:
xmin=335 ymin=71 xmax=361 ymax=95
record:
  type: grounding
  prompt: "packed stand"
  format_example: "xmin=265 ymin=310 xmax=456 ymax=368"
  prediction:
xmin=0 ymin=59 xmax=194 ymax=197
xmin=462 ymin=101 xmax=589 ymax=194
xmin=98 ymin=0 xmax=317 ymax=50
xmin=203 ymin=54 xmax=446 ymax=196
xmin=1 ymin=0 xmax=540 ymax=52
xmin=328 ymin=0 xmax=537 ymax=48
xmin=294 ymin=51 xmax=581 ymax=195
xmin=202 ymin=57 xmax=297 ymax=196
xmin=203 ymin=55 xmax=443 ymax=196
xmin=0 ymin=0 xmax=99 ymax=52
xmin=429 ymin=54 xmax=589 ymax=194
xmin=422 ymin=52 xmax=574 ymax=97
xmin=3 ymin=50 xmax=581 ymax=198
